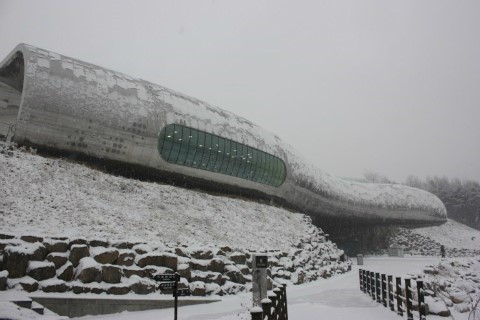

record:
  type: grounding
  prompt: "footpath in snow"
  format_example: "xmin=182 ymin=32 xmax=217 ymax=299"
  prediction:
xmin=77 ymin=256 xmax=444 ymax=320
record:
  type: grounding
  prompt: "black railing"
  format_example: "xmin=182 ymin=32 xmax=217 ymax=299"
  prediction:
xmin=360 ymin=269 xmax=426 ymax=320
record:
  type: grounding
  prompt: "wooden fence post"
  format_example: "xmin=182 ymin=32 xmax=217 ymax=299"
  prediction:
xmin=359 ymin=269 xmax=363 ymax=291
xmin=262 ymin=298 xmax=272 ymax=320
xmin=250 ymin=307 xmax=263 ymax=320
xmin=388 ymin=275 xmax=394 ymax=311
xmin=282 ymin=283 xmax=288 ymax=320
xmin=366 ymin=271 xmax=371 ymax=296
xmin=381 ymin=274 xmax=387 ymax=307
xmin=396 ymin=277 xmax=403 ymax=316
xmin=363 ymin=270 xmax=367 ymax=294
xmin=269 ymin=291 xmax=278 ymax=320
xmin=417 ymin=280 xmax=425 ymax=320
xmin=375 ymin=272 xmax=381 ymax=303
xmin=371 ymin=272 xmax=376 ymax=300
xmin=405 ymin=278 xmax=413 ymax=320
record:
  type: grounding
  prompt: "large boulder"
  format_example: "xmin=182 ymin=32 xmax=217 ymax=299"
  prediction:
xmin=92 ymin=248 xmax=119 ymax=265
xmin=189 ymin=249 xmax=214 ymax=260
xmin=116 ymin=251 xmax=136 ymax=266
xmin=39 ymin=279 xmax=68 ymax=293
xmin=89 ymin=240 xmax=109 ymax=248
xmin=177 ymin=263 xmax=191 ymax=281
xmin=102 ymin=265 xmax=123 ymax=284
xmin=3 ymin=243 xmax=46 ymax=278
xmin=190 ymin=281 xmax=206 ymax=296
xmin=224 ymin=265 xmax=247 ymax=284
xmin=208 ymin=258 xmax=226 ymax=273
xmin=229 ymin=252 xmax=246 ymax=265
xmin=75 ymin=257 xmax=102 ymax=283
xmin=7 ymin=276 xmax=39 ymax=292
xmin=57 ymin=262 xmax=74 ymax=281
xmin=123 ymin=267 xmax=147 ymax=278
xmin=449 ymin=290 xmax=469 ymax=304
xmin=44 ymin=239 xmax=68 ymax=253
xmin=107 ymin=285 xmax=131 ymax=295
xmin=69 ymin=244 xmax=90 ymax=267
xmin=130 ymin=276 xmax=156 ymax=294
xmin=189 ymin=259 xmax=209 ymax=272
xmin=192 ymin=271 xmax=225 ymax=285
xmin=68 ymin=239 xmax=88 ymax=249
xmin=132 ymin=244 xmax=153 ymax=255
xmin=136 ymin=252 xmax=177 ymax=270
xmin=20 ymin=235 xmax=43 ymax=243
xmin=47 ymin=252 xmax=69 ymax=269
xmin=425 ymin=296 xmax=450 ymax=317
xmin=112 ymin=241 xmax=140 ymax=250
xmin=237 ymin=264 xmax=250 ymax=275
xmin=205 ymin=283 xmax=224 ymax=296
xmin=27 ymin=261 xmax=56 ymax=281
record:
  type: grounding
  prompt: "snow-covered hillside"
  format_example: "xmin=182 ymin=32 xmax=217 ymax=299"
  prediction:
xmin=0 ymin=142 xmax=307 ymax=251
xmin=388 ymin=220 xmax=480 ymax=257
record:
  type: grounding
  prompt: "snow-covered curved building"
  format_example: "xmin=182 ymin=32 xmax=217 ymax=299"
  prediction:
xmin=0 ymin=44 xmax=447 ymax=225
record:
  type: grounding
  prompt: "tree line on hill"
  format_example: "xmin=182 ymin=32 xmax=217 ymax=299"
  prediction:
xmin=363 ymin=171 xmax=480 ymax=231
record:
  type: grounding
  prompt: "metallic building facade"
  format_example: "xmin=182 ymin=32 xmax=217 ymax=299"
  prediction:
xmin=0 ymin=44 xmax=447 ymax=225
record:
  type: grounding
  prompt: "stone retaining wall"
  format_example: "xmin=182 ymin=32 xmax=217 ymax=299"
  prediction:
xmin=0 ymin=223 xmax=351 ymax=296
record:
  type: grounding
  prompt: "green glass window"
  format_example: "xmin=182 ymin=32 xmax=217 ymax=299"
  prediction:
xmin=158 ymin=124 xmax=286 ymax=187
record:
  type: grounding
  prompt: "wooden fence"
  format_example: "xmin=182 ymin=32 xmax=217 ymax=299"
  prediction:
xmin=251 ymin=284 xmax=288 ymax=320
xmin=359 ymin=269 xmax=426 ymax=320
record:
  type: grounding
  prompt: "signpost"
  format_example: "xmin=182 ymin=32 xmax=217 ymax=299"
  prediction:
xmin=252 ymin=254 xmax=268 ymax=307
xmin=152 ymin=273 xmax=189 ymax=320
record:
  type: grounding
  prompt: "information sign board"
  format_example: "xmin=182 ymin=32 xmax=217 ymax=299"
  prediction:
xmin=255 ymin=255 xmax=268 ymax=268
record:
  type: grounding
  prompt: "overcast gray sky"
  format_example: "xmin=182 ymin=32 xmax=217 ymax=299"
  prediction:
xmin=1 ymin=0 xmax=479 ymax=182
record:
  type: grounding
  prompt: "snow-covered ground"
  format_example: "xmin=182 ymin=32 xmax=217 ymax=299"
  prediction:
xmin=2 ymin=256 xmax=479 ymax=319
xmin=72 ymin=256 xmax=478 ymax=320
xmin=0 ymin=143 xmax=307 ymax=251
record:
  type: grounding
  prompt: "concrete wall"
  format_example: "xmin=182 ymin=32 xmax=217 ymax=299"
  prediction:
xmin=31 ymin=296 xmax=220 ymax=318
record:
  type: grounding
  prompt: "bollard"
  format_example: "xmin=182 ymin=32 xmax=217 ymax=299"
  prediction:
xmin=417 ymin=280 xmax=425 ymax=320
xmin=388 ymin=275 xmax=394 ymax=311
xmin=405 ymin=279 xmax=413 ymax=320
xmin=381 ymin=274 xmax=387 ymax=307
xmin=375 ymin=273 xmax=381 ymax=303
xmin=396 ymin=277 xmax=403 ymax=316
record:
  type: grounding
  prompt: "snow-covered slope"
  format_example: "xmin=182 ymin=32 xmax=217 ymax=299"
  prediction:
xmin=0 ymin=142 xmax=308 ymax=251
xmin=413 ymin=219 xmax=480 ymax=250
xmin=388 ymin=219 xmax=480 ymax=257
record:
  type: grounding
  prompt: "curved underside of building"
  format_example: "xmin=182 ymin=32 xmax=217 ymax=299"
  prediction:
xmin=0 ymin=44 xmax=447 ymax=225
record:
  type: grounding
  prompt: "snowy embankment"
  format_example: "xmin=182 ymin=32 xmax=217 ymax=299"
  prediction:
xmin=0 ymin=142 xmax=307 ymax=250
xmin=0 ymin=142 xmax=350 ymax=305
xmin=389 ymin=219 xmax=480 ymax=257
